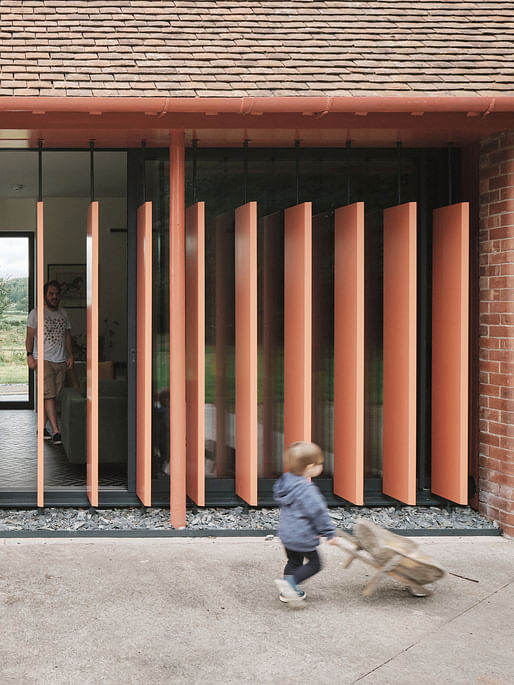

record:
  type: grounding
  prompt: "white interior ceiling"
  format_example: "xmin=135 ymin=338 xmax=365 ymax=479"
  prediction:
xmin=0 ymin=151 xmax=127 ymax=198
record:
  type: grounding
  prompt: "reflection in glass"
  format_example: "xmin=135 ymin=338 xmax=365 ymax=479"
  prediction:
xmin=364 ymin=207 xmax=384 ymax=478
xmin=47 ymin=151 xmax=129 ymax=489
xmin=0 ymin=151 xmax=129 ymax=490
xmin=180 ymin=147 xmax=445 ymax=494
xmin=353 ymin=157 xmax=418 ymax=478
xmin=96 ymin=152 xmax=128 ymax=489
xmin=195 ymin=157 xmax=242 ymax=484
xmin=41 ymin=151 xmax=89 ymax=489
xmin=211 ymin=213 xmax=235 ymax=477
xmin=311 ymin=212 xmax=334 ymax=474
xmin=258 ymin=211 xmax=284 ymax=477
xmin=146 ymin=159 xmax=170 ymax=485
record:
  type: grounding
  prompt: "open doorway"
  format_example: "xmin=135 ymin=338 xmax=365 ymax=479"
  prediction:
xmin=0 ymin=232 xmax=33 ymax=408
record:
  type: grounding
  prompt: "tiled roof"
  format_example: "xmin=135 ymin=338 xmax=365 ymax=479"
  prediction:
xmin=0 ymin=0 xmax=513 ymax=97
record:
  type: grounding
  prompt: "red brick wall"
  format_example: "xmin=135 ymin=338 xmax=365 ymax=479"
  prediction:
xmin=479 ymin=131 xmax=514 ymax=538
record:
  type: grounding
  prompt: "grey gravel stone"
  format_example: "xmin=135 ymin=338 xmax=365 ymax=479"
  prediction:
xmin=0 ymin=505 xmax=497 ymax=532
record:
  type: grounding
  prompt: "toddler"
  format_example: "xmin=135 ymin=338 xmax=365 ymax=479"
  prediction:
xmin=273 ymin=441 xmax=338 ymax=602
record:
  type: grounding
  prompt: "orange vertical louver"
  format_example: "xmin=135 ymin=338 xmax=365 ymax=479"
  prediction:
xmin=334 ymin=202 xmax=365 ymax=505
xmin=136 ymin=201 xmax=153 ymax=506
xmin=86 ymin=201 xmax=99 ymax=507
xmin=284 ymin=202 xmax=312 ymax=455
xmin=383 ymin=202 xmax=417 ymax=505
xmin=235 ymin=202 xmax=258 ymax=505
xmin=186 ymin=202 xmax=206 ymax=506
xmin=169 ymin=131 xmax=187 ymax=528
xmin=432 ymin=203 xmax=469 ymax=504
xmin=36 ymin=202 xmax=45 ymax=507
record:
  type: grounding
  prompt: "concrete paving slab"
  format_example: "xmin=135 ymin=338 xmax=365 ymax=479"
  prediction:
xmin=359 ymin=582 xmax=514 ymax=685
xmin=0 ymin=536 xmax=512 ymax=684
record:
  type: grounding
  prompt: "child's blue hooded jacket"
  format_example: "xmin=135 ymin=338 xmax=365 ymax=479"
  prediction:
xmin=273 ymin=472 xmax=336 ymax=552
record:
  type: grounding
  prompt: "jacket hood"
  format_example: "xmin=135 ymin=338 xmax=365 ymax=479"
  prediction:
xmin=273 ymin=472 xmax=308 ymax=506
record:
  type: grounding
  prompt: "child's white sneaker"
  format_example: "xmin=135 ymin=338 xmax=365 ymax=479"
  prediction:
xmin=274 ymin=577 xmax=306 ymax=602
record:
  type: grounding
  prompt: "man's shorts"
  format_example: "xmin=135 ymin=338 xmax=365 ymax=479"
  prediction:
xmin=43 ymin=361 xmax=66 ymax=400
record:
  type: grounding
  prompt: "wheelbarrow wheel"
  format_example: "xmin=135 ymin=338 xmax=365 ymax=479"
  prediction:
xmin=408 ymin=583 xmax=432 ymax=597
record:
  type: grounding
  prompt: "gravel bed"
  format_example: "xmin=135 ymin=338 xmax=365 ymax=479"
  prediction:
xmin=0 ymin=505 xmax=498 ymax=533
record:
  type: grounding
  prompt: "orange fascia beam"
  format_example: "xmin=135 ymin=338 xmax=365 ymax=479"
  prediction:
xmin=136 ymin=202 xmax=152 ymax=507
xmin=0 ymin=96 xmax=513 ymax=115
xmin=235 ymin=202 xmax=258 ymax=505
xmin=169 ymin=130 xmax=187 ymax=528
xmin=432 ymin=203 xmax=469 ymax=505
xmin=334 ymin=203 xmax=365 ymax=505
xmin=186 ymin=202 xmax=205 ymax=507
xmin=383 ymin=202 xmax=417 ymax=505
xmin=36 ymin=202 xmax=44 ymax=507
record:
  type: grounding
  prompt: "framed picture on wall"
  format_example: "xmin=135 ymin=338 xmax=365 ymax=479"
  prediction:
xmin=47 ymin=264 xmax=86 ymax=308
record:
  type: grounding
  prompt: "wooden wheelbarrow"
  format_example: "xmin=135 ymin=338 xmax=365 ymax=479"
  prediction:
xmin=334 ymin=519 xmax=446 ymax=597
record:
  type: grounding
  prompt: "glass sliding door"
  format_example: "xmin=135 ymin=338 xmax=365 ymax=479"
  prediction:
xmin=39 ymin=150 xmax=129 ymax=493
xmin=142 ymin=146 xmax=456 ymax=506
xmin=0 ymin=151 xmax=38 ymax=494
xmin=145 ymin=156 xmax=170 ymax=495
xmin=95 ymin=151 xmax=128 ymax=492
xmin=0 ymin=149 xmax=133 ymax=501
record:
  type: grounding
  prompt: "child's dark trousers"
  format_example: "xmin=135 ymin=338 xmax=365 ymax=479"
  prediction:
xmin=284 ymin=548 xmax=321 ymax=584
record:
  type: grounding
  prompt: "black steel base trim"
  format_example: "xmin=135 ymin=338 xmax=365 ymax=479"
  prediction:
xmin=0 ymin=492 xmax=142 ymax=508
xmin=0 ymin=527 xmax=502 ymax=538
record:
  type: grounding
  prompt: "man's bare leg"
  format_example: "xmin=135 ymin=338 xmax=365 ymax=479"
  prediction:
xmin=44 ymin=398 xmax=59 ymax=435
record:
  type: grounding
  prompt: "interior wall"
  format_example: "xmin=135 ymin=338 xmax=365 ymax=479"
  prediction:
xmin=0 ymin=196 xmax=127 ymax=362
xmin=0 ymin=198 xmax=35 ymax=230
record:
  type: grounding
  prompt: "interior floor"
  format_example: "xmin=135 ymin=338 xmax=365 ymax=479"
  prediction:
xmin=0 ymin=410 xmax=126 ymax=490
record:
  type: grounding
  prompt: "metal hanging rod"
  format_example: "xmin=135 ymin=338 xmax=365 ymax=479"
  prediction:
xmin=346 ymin=139 xmax=352 ymax=205
xmin=37 ymin=139 xmax=43 ymax=203
xmin=243 ymin=138 xmax=249 ymax=205
xmin=397 ymin=140 xmax=402 ymax=206
xmin=192 ymin=138 xmax=198 ymax=205
xmin=448 ymin=141 xmax=453 ymax=205
xmin=295 ymin=138 xmax=301 ymax=205
xmin=141 ymin=139 xmax=147 ymax=204
xmin=89 ymin=140 xmax=95 ymax=203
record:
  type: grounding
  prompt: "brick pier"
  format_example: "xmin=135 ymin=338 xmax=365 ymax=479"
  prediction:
xmin=479 ymin=131 xmax=514 ymax=537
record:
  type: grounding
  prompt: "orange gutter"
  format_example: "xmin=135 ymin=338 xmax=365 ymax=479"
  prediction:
xmin=0 ymin=96 xmax=513 ymax=115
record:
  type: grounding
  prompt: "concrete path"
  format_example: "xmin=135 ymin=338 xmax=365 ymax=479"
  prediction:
xmin=0 ymin=535 xmax=512 ymax=684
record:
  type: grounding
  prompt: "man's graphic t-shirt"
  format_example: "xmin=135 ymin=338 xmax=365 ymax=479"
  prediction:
xmin=27 ymin=307 xmax=71 ymax=363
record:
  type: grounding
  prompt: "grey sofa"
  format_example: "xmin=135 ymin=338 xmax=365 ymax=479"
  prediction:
xmin=59 ymin=375 xmax=128 ymax=465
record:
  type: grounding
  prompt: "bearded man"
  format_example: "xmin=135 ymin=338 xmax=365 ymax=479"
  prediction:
xmin=26 ymin=280 xmax=74 ymax=444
